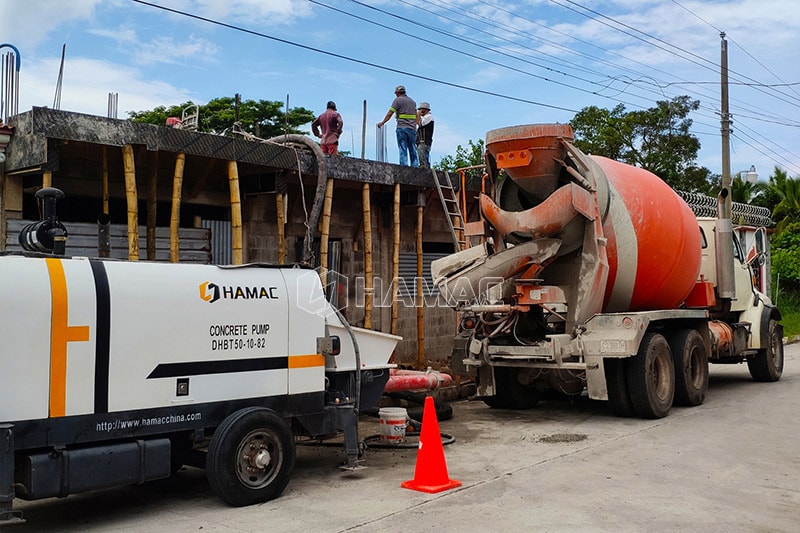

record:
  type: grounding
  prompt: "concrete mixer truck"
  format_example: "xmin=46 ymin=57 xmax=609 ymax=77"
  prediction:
xmin=432 ymin=124 xmax=783 ymax=419
xmin=0 ymin=188 xmax=400 ymax=522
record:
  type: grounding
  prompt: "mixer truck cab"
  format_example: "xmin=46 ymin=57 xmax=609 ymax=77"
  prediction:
xmin=0 ymin=188 xmax=400 ymax=523
xmin=433 ymin=124 xmax=783 ymax=420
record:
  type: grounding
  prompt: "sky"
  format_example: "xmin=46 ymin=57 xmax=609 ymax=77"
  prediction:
xmin=1 ymin=0 xmax=798 ymax=180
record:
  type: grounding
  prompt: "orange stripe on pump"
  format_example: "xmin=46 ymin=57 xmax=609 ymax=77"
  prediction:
xmin=288 ymin=354 xmax=325 ymax=369
xmin=46 ymin=258 xmax=90 ymax=417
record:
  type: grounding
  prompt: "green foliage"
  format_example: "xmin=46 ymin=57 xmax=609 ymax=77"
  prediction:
xmin=128 ymin=97 xmax=315 ymax=138
xmin=775 ymin=291 xmax=800 ymax=337
xmin=570 ymin=96 xmax=713 ymax=194
xmin=772 ymin=221 xmax=800 ymax=293
xmin=772 ymin=176 xmax=800 ymax=233
xmin=435 ymin=139 xmax=486 ymax=177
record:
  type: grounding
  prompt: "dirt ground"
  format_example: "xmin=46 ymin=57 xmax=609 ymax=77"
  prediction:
xmin=10 ymin=342 xmax=799 ymax=532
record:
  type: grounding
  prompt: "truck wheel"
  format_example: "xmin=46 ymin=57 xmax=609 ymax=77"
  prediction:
xmin=484 ymin=367 xmax=539 ymax=409
xmin=748 ymin=319 xmax=784 ymax=382
xmin=669 ymin=329 xmax=708 ymax=406
xmin=626 ymin=332 xmax=674 ymax=418
xmin=206 ymin=407 xmax=295 ymax=507
xmin=604 ymin=358 xmax=635 ymax=417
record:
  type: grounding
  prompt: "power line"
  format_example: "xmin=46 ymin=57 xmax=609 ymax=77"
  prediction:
xmin=129 ymin=0 xmax=578 ymax=113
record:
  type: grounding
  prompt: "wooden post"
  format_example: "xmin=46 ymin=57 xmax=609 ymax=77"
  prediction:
xmin=42 ymin=170 xmax=52 ymax=188
xmin=416 ymin=202 xmax=425 ymax=370
xmin=319 ymin=177 xmax=334 ymax=290
xmin=361 ymin=100 xmax=367 ymax=160
xmin=102 ymin=147 xmax=109 ymax=214
xmin=391 ymin=182 xmax=400 ymax=336
xmin=362 ymin=182 xmax=373 ymax=329
xmin=146 ymin=152 xmax=158 ymax=260
xmin=227 ymin=160 xmax=243 ymax=265
xmin=276 ymin=192 xmax=286 ymax=264
xmin=122 ymin=144 xmax=139 ymax=260
xmin=169 ymin=153 xmax=185 ymax=263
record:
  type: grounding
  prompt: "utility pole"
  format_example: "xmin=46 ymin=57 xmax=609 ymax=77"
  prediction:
xmin=716 ymin=32 xmax=735 ymax=299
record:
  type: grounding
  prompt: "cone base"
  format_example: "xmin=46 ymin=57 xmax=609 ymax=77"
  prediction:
xmin=401 ymin=478 xmax=462 ymax=494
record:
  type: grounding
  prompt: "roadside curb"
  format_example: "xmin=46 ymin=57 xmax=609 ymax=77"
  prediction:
xmin=784 ymin=335 xmax=800 ymax=345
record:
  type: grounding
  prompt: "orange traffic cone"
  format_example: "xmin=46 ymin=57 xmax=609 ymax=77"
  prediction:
xmin=401 ymin=395 xmax=461 ymax=493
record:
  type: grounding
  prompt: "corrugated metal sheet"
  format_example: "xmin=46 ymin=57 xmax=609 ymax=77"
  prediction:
xmin=200 ymin=219 xmax=232 ymax=265
xmin=6 ymin=219 xmax=211 ymax=263
xmin=398 ymin=252 xmax=448 ymax=298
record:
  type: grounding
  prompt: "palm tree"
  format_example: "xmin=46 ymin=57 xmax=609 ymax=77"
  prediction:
xmin=773 ymin=175 xmax=800 ymax=232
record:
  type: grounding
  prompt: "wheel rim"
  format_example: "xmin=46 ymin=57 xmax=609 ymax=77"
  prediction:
xmin=651 ymin=352 xmax=671 ymax=402
xmin=236 ymin=428 xmax=283 ymax=489
xmin=770 ymin=328 xmax=782 ymax=369
xmin=688 ymin=345 xmax=704 ymax=388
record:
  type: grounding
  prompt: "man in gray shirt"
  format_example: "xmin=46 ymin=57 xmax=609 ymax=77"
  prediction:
xmin=377 ymin=85 xmax=419 ymax=167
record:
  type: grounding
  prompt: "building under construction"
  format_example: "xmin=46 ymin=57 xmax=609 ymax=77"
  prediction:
xmin=0 ymin=106 xmax=483 ymax=370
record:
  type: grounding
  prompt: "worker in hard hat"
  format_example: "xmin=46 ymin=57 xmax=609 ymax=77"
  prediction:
xmin=377 ymin=85 xmax=419 ymax=167
xmin=416 ymin=101 xmax=434 ymax=169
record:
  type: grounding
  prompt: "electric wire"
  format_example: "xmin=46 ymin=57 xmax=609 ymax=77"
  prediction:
xmin=129 ymin=0 xmax=578 ymax=113
xmin=129 ymin=0 xmax=797 ymax=174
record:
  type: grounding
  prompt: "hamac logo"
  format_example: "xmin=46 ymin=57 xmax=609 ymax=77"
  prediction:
xmin=199 ymin=281 xmax=220 ymax=303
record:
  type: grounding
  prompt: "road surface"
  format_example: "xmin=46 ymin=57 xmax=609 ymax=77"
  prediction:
xmin=13 ymin=342 xmax=799 ymax=532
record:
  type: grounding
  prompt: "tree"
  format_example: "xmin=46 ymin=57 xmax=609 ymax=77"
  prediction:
xmin=772 ymin=176 xmax=800 ymax=233
xmin=435 ymin=139 xmax=485 ymax=174
xmin=771 ymin=221 xmax=800 ymax=294
xmin=128 ymin=96 xmax=315 ymax=138
xmin=570 ymin=96 xmax=713 ymax=194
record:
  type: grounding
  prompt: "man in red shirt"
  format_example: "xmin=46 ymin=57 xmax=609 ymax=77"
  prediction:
xmin=312 ymin=101 xmax=344 ymax=155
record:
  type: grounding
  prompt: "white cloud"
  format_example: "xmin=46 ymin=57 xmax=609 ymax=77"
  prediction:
xmin=136 ymin=35 xmax=220 ymax=65
xmin=18 ymin=57 xmax=194 ymax=118
xmin=0 ymin=0 xmax=106 ymax=50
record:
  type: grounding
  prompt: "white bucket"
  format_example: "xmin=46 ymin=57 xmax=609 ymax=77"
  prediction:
xmin=378 ymin=407 xmax=408 ymax=444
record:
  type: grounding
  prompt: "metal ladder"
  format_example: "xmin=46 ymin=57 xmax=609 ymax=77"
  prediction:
xmin=432 ymin=170 xmax=466 ymax=251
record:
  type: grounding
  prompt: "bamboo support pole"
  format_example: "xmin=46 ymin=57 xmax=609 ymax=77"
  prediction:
xmin=169 ymin=153 xmax=185 ymax=263
xmin=276 ymin=192 xmax=286 ymax=264
xmin=102 ymin=147 xmax=109 ymax=214
xmin=227 ymin=160 xmax=243 ymax=265
xmin=416 ymin=202 xmax=425 ymax=370
xmin=122 ymin=144 xmax=139 ymax=260
xmin=146 ymin=152 xmax=158 ymax=260
xmin=42 ymin=170 xmax=52 ymax=188
xmin=362 ymin=182 xmax=373 ymax=329
xmin=391 ymin=182 xmax=400 ymax=336
xmin=319 ymin=177 xmax=334 ymax=290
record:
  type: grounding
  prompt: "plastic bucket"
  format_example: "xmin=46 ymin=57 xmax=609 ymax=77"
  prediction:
xmin=378 ymin=407 xmax=408 ymax=444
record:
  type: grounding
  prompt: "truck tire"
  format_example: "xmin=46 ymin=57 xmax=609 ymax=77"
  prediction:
xmin=748 ymin=319 xmax=784 ymax=382
xmin=626 ymin=332 xmax=674 ymax=418
xmin=484 ymin=367 xmax=539 ymax=410
xmin=604 ymin=358 xmax=635 ymax=417
xmin=206 ymin=407 xmax=295 ymax=507
xmin=669 ymin=329 xmax=708 ymax=406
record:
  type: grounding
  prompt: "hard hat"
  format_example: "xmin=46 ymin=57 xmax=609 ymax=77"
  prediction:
xmin=327 ymin=101 xmax=336 ymax=109
xmin=395 ymin=85 xmax=406 ymax=94
xmin=418 ymin=102 xmax=430 ymax=110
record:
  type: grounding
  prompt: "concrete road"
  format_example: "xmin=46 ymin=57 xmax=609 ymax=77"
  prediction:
xmin=13 ymin=343 xmax=799 ymax=532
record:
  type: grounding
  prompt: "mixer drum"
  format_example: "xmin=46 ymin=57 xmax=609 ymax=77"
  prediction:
xmin=593 ymin=156 xmax=702 ymax=311
xmin=484 ymin=124 xmax=702 ymax=312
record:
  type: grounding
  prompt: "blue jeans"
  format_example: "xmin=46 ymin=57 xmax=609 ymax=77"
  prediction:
xmin=396 ymin=127 xmax=418 ymax=167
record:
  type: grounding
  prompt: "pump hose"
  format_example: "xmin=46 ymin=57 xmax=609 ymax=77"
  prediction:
xmin=265 ymin=134 xmax=327 ymax=263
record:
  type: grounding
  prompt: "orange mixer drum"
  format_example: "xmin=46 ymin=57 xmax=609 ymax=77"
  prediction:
xmin=485 ymin=124 xmax=702 ymax=312
xmin=592 ymin=156 xmax=702 ymax=311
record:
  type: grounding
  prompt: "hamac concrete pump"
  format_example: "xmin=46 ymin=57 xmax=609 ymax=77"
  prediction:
xmin=0 ymin=188 xmax=399 ymax=523
xmin=433 ymin=124 xmax=783 ymax=418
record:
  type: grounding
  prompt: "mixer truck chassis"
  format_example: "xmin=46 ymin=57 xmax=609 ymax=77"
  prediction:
xmin=433 ymin=124 xmax=784 ymax=419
